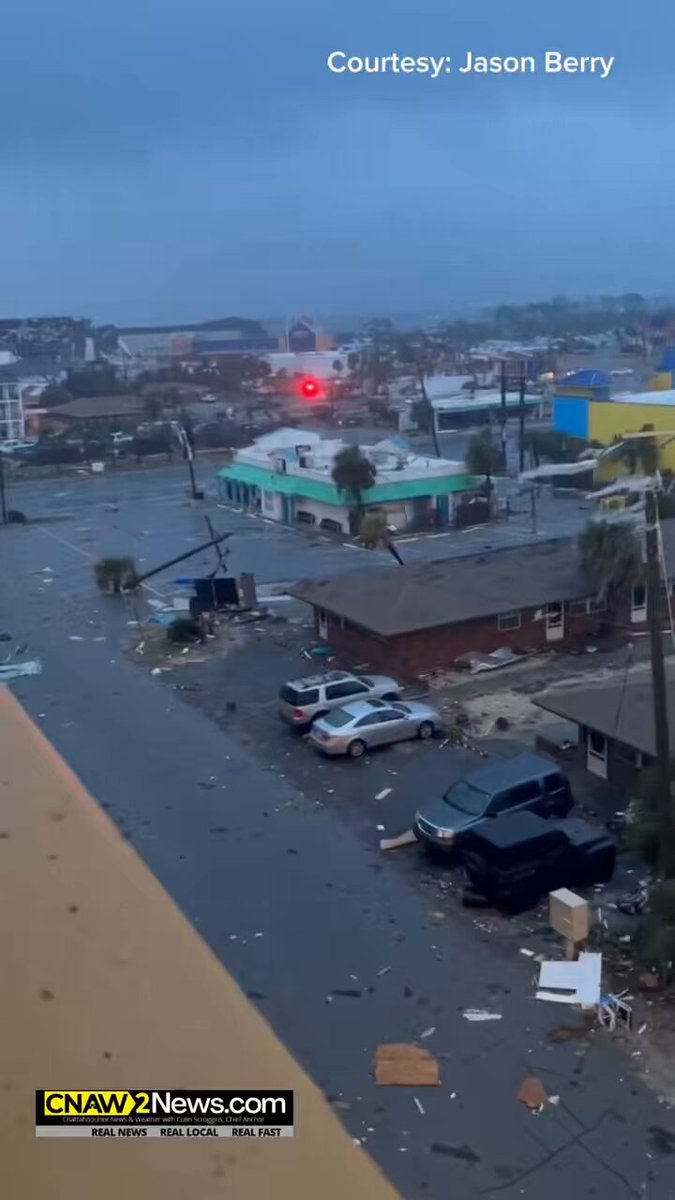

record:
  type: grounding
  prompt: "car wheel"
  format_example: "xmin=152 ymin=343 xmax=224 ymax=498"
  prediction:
xmin=347 ymin=739 xmax=366 ymax=758
xmin=418 ymin=721 xmax=435 ymax=740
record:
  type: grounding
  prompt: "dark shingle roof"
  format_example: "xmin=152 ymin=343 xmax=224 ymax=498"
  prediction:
xmin=289 ymin=540 xmax=589 ymax=636
xmin=48 ymin=395 xmax=144 ymax=420
xmin=535 ymin=667 xmax=675 ymax=759
xmin=290 ymin=521 xmax=675 ymax=638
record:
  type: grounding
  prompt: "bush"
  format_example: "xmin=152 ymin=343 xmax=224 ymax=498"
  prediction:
xmin=167 ymin=617 xmax=203 ymax=644
xmin=94 ymin=556 xmax=138 ymax=594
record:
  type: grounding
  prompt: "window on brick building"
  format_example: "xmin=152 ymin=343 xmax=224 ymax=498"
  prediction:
xmin=497 ymin=611 xmax=521 ymax=631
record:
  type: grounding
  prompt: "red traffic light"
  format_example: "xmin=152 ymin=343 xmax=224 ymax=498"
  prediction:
xmin=300 ymin=377 xmax=321 ymax=399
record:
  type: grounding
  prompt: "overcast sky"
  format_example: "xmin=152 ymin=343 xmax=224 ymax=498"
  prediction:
xmin=0 ymin=0 xmax=671 ymax=324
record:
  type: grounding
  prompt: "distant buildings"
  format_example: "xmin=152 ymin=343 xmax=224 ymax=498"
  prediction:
xmin=117 ymin=321 xmax=278 ymax=367
xmin=216 ymin=428 xmax=475 ymax=535
xmin=0 ymin=383 xmax=24 ymax=443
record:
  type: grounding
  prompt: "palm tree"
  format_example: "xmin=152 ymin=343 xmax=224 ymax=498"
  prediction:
xmin=466 ymin=429 xmax=502 ymax=493
xmin=359 ymin=511 xmax=405 ymax=565
xmin=332 ymin=445 xmax=377 ymax=534
xmin=577 ymin=520 xmax=643 ymax=601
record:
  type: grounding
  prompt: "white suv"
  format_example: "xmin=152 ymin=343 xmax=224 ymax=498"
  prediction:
xmin=278 ymin=670 xmax=402 ymax=727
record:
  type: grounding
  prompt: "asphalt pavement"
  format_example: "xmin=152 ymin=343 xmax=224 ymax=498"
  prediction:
xmin=6 ymin=458 xmax=592 ymax=589
xmin=2 ymin=466 xmax=674 ymax=1198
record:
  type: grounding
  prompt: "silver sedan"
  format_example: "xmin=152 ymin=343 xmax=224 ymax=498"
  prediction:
xmin=309 ymin=697 xmax=441 ymax=758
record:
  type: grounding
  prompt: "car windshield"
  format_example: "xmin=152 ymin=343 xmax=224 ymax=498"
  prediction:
xmin=392 ymin=703 xmax=410 ymax=714
xmin=358 ymin=676 xmax=373 ymax=687
xmin=322 ymin=710 xmax=353 ymax=728
xmin=442 ymin=780 xmax=490 ymax=816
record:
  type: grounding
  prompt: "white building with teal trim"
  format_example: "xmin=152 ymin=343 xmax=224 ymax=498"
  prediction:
xmin=217 ymin=429 xmax=478 ymax=535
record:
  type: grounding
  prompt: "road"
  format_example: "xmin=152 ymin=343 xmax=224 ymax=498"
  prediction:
xmin=1 ymin=467 xmax=673 ymax=1198
xmin=5 ymin=460 xmax=592 ymax=590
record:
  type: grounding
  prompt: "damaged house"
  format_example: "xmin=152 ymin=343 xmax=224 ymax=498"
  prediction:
xmin=289 ymin=523 xmax=675 ymax=681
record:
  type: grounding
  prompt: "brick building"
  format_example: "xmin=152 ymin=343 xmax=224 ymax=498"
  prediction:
xmin=534 ymin=667 xmax=675 ymax=789
xmin=290 ymin=525 xmax=675 ymax=681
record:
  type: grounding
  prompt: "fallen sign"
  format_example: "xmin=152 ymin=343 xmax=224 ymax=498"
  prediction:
xmin=536 ymin=952 xmax=602 ymax=1008
xmin=374 ymin=1044 xmax=440 ymax=1087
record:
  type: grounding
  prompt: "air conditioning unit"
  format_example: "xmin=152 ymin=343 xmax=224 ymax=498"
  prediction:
xmin=274 ymin=457 xmax=287 ymax=473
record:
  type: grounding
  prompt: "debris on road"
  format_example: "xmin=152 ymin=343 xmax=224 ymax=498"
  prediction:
xmin=638 ymin=972 xmax=660 ymax=992
xmin=420 ymin=1027 xmax=436 ymax=1040
xmin=376 ymin=966 xmax=391 ymax=977
xmin=520 ymin=948 xmax=536 ymax=958
xmin=462 ymin=1009 xmax=503 ymax=1022
xmin=380 ymin=830 xmax=416 ymax=851
xmin=376 ymin=824 xmax=385 ymax=832
xmin=0 ymin=660 xmax=42 ymax=681
xmin=536 ymin=953 xmax=602 ymax=1007
xmin=517 ymin=1076 xmax=548 ymax=1111
xmin=374 ymin=1044 xmax=440 ymax=1087
xmin=413 ymin=1097 xmax=425 ymax=1115
xmin=375 ymin=788 xmax=392 ymax=801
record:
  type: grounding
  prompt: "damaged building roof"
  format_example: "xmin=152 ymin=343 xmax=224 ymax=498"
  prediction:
xmin=290 ymin=520 xmax=675 ymax=638
xmin=535 ymin=667 xmax=675 ymax=759
xmin=289 ymin=539 xmax=593 ymax=637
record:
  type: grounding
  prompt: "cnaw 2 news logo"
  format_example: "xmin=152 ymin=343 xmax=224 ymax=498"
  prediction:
xmin=35 ymin=1090 xmax=295 ymax=1138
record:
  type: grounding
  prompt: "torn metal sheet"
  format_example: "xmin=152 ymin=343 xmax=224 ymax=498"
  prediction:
xmin=0 ymin=660 xmax=42 ymax=682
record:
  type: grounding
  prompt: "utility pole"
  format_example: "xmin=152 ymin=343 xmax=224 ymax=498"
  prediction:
xmin=499 ymin=362 xmax=508 ymax=471
xmin=0 ymin=452 xmax=7 ymax=525
xmin=518 ymin=371 xmax=527 ymax=474
xmin=173 ymin=422 xmax=201 ymax=500
xmin=644 ymin=485 xmax=675 ymax=876
xmin=419 ymin=369 xmax=441 ymax=457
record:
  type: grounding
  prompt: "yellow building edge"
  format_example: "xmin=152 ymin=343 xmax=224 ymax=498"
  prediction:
xmin=0 ymin=689 xmax=402 ymax=1200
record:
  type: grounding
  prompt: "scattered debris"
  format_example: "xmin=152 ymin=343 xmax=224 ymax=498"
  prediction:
xmin=462 ymin=1009 xmax=502 ymax=1022
xmin=597 ymin=993 xmax=632 ymax=1033
xmin=376 ymin=824 xmax=385 ymax=832
xmin=420 ymin=1027 xmax=436 ymax=1040
xmin=520 ymin=948 xmax=536 ymax=958
xmin=0 ymin=660 xmax=42 ymax=681
xmin=413 ymin=1097 xmax=425 ymax=1115
xmin=430 ymin=1143 xmax=479 ymax=1164
xmin=375 ymin=788 xmax=392 ymax=801
xmin=376 ymin=966 xmax=391 ymax=977
xmin=547 ymin=1022 xmax=592 ymax=1044
xmin=638 ymin=1023 xmax=648 ymax=1036
xmin=517 ymin=1076 xmax=548 ymax=1111
xmin=548 ymin=1095 xmax=560 ymax=1106
xmin=374 ymin=1044 xmax=440 ymax=1087
xmin=536 ymin=953 xmax=602 ymax=1007
xmin=380 ymin=830 xmax=416 ymax=851
xmin=639 ymin=972 xmax=661 ymax=992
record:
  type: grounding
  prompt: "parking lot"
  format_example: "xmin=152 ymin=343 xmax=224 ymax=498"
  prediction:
xmin=144 ymin=613 xmax=629 ymax=896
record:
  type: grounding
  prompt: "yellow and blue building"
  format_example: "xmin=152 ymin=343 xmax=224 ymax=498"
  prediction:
xmin=553 ymin=367 xmax=675 ymax=473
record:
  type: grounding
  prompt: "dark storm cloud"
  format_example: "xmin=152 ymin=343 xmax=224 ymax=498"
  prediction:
xmin=1 ymin=0 xmax=674 ymax=317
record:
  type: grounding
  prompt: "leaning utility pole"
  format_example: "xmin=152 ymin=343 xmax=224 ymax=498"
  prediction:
xmin=644 ymin=485 xmax=675 ymax=876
